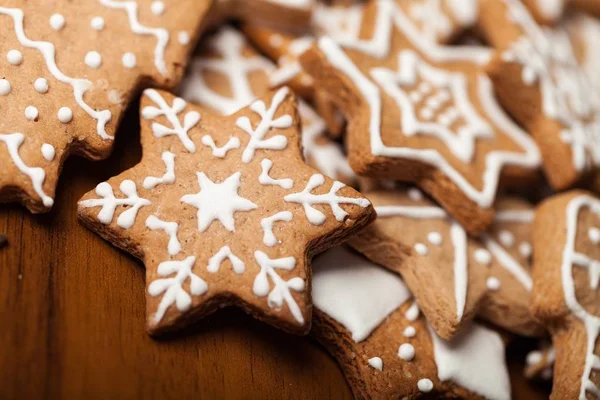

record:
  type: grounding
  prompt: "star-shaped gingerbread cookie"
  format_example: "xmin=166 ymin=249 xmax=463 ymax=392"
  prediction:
xmin=78 ymin=87 xmax=374 ymax=335
xmin=0 ymin=0 xmax=212 ymax=213
xmin=349 ymin=186 xmax=543 ymax=339
xmin=531 ymin=190 xmax=600 ymax=399
xmin=300 ymin=0 xmax=541 ymax=234
xmin=312 ymin=246 xmax=512 ymax=400
xmin=480 ymin=0 xmax=600 ymax=190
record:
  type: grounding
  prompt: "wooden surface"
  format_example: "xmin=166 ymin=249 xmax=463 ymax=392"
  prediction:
xmin=0 ymin=104 xmax=551 ymax=400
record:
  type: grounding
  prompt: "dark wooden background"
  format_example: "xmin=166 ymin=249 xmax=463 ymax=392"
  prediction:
xmin=0 ymin=103 xmax=551 ymax=399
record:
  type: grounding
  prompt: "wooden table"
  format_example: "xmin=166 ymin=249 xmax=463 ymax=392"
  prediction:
xmin=0 ymin=106 xmax=551 ymax=399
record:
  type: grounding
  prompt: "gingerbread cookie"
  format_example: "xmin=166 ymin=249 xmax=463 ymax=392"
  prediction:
xmin=480 ymin=0 xmax=600 ymax=191
xmin=312 ymin=246 xmax=512 ymax=399
xmin=78 ymin=88 xmax=374 ymax=335
xmin=0 ymin=0 xmax=211 ymax=213
xmin=349 ymin=186 xmax=543 ymax=339
xmin=179 ymin=27 xmax=354 ymax=184
xmin=531 ymin=190 xmax=600 ymax=399
xmin=301 ymin=0 xmax=541 ymax=235
xmin=206 ymin=0 xmax=313 ymax=29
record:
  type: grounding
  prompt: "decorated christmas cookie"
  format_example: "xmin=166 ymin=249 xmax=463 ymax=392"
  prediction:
xmin=301 ymin=0 xmax=541 ymax=234
xmin=312 ymin=246 xmax=512 ymax=400
xmin=206 ymin=0 xmax=314 ymax=29
xmin=0 ymin=0 xmax=211 ymax=213
xmin=179 ymin=27 xmax=354 ymax=184
xmin=78 ymin=88 xmax=374 ymax=335
xmin=480 ymin=0 xmax=600 ymax=191
xmin=531 ymin=190 xmax=600 ymax=399
xmin=349 ymin=187 xmax=543 ymax=339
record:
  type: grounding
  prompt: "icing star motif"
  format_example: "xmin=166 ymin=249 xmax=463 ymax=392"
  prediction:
xmin=300 ymin=0 xmax=541 ymax=234
xmin=78 ymin=87 xmax=374 ymax=335
xmin=531 ymin=190 xmax=600 ymax=399
xmin=0 ymin=1 xmax=211 ymax=213
xmin=349 ymin=187 xmax=543 ymax=339
xmin=311 ymin=246 xmax=512 ymax=400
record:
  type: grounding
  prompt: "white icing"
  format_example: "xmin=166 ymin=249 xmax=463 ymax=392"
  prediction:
xmin=180 ymin=172 xmax=257 ymax=232
xmin=201 ymin=135 xmax=240 ymax=158
xmin=57 ymin=107 xmax=73 ymax=123
xmin=253 ymin=251 xmax=304 ymax=324
xmin=34 ymin=78 xmax=49 ymax=93
xmin=428 ymin=231 xmax=442 ymax=245
xmin=414 ymin=243 xmax=428 ymax=256
xmin=474 ymin=248 xmax=491 ymax=265
xmin=265 ymin=0 xmax=312 ymax=10
xmin=259 ymin=159 xmax=293 ymax=189
xmin=519 ymin=242 xmax=532 ymax=258
xmin=405 ymin=301 xmax=420 ymax=321
xmin=498 ymin=230 xmax=515 ymax=247
xmin=24 ymin=106 xmax=38 ymax=121
xmin=150 ymin=1 xmax=165 ymax=16
xmin=236 ymin=87 xmax=292 ymax=163
xmin=143 ymin=151 xmax=175 ymax=189
xmin=368 ymin=357 xmax=383 ymax=371
xmin=261 ymin=211 xmax=293 ymax=247
xmin=0 ymin=79 xmax=11 ymax=95
xmin=142 ymin=89 xmax=201 ymax=152
xmin=90 ymin=16 xmax=105 ymax=31
xmin=487 ymin=277 xmax=501 ymax=291
xmin=407 ymin=0 xmax=478 ymax=43
xmin=404 ymin=326 xmax=416 ymax=337
xmin=148 ymin=256 xmax=208 ymax=323
xmin=41 ymin=143 xmax=55 ymax=161
xmin=145 ymin=215 xmax=181 ymax=256
xmin=494 ymin=209 xmax=535 ymax=223
xmin=177 ymin=31 xmax=190 ymax=45
xmin=534 ymin=0 xmax=564 ymax=21
xmin=589 ymin=227 xmax=600 ymax=245
xmin=207 ymin=246 xmax=245 ymax=274
xmin=417 ymin=379 xmax=433 ymax=392
xmin=79 ymin=180 xmax=150 ymax=229
xmin=285 ymin=174 xmax=370 ymax=225
xmin=398 ymin=343 xmax=415 ymax=361
xmin=269 ymin=36 xmax=314 ymax=87
xmin=312 ymin=246 xmax=412 ymax=342
xmin=0 ymin=7 xmax=113 ymax=140
xmin=7 ymin=49 xmax=23 ymax=65
xmin=269 ymin=34 xmax=284 ymax=48
xmin=0 ymin=133 xmax=53 ymax=207
xmin=49 ymin=14 xmax=65 ymax=31
xmin=122 ymin=52 xmax=136 ymax=69
xmin=429 ymin=323 xmax=511 ymax=400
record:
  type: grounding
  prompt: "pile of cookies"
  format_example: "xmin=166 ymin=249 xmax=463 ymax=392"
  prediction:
xmin=2 ymin=0 xmax=600 ymax=398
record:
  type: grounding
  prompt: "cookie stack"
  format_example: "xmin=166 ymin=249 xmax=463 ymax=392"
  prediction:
xmin=1 ymin=0 xmax=600 ymax=399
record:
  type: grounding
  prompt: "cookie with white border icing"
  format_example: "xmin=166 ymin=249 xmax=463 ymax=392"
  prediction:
xmin=300 ymin=0 xmax=541 ymax=235
xmin=480 ymin=0 xmax=600 ymax=191
xmin=206 ymin=0 xmax=313 ymax=29
xmin=0 ymin=0 xmax=211 ymax=213
xmin=531 ymin=190 xmax=600 ymax=399
xmin=349 ymin=187 xmax=544 ymax=339
xmin=312 ymin=246 xmax=512 ymax=400
xmin=77 ymin=87 xmax=374 ymax=335
xmin=179 ymin=26 xmax=355 ymax=184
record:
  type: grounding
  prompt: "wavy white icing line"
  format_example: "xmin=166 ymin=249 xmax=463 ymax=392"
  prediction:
xmin=99 ymin=0 xmax=170 ymax=76
xmin=259 ymin=159 xmax=293 ymax=189
xmin=143 ymin=151 xmax=176 ymax=189
xmin=261 ymin=211 xmax=293 ymax=246
xmin=0 ymin=133 xmax=53 ymax=207
xmin=207 ymin=246 xmax=245 ymax=274
xmin=201 ymin=135 xmax=240 ymax=158
xmin=0 ymin=7 xmax=112 ymax=140
xmin=562 ymin=195 xmax=600 ymax=399
xmin=145 ymin=215 xmax=181 ymax=256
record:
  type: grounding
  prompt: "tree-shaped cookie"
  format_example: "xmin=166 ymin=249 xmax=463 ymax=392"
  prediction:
xmin=531 ymin=190 xmax=600 ymax=399
xmin=312 ymin=246 xmax=512 ymax=399
xmin=0 ymin=0 xmax=212 ymax=213
xmin=349 ymin=187 xmax=543 ymax=339
xmin=78 ymin=87 xmax=374 ymax=335
xmin=300 ymin=0 xmax=541 ymax=234
xmin=179 ymin=27 xmax=354 ymax=184
xmin=480 ymin=0 xmax=600 ymax=190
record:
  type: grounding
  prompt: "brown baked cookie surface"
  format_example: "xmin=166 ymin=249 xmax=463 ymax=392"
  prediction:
xmin=77 ymin=88 xmax=374 ymax=336
xmin=0 ymin=0 xmax=212 ymax=213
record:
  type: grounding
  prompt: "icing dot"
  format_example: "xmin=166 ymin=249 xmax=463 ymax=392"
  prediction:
xmin=85 ymin=51 xmax=102 ymax=69
xmin=7 ymin=50 xmax=23 ymax=65
xmin=419 ymin=108 xmax=434 ymax=120
xmin=34 ymin=78 xmax=49 ymax=94
xmin=474 ymin=248 xmax=492 ymax=265
xmin=408 ymin=188 xmax=423 ymax=201
xmin=403 ymin=326 xmax=416 ymax=338
xmin=498 ymin=230 xmax=515 ymax=247
xmin=405 ymin=302 xmax=420 ymax=321
xmin=178 ymin=31 xmax=190 ymax=45
xmin=91 ymin=16 xmax=105 ymax=31
xmin=526 ymin=351 xmax=542 ymax=366
xmin=49 ymin=14 xmax=65 ymax=31
xmin=367 ymin=357 xmax=383 ymax=371
xmin=58 ymin=107 xmax=73 ymax=123
xmin=0 ymin=79 xmax=11 ymax=95
xmin=427 ymin=231 xmax=442 ymax=246
xmin=398 ymin=343 xmax=415 ymax=361
xmin=519 ymin=242 xmax=532 ymax=258
xmin=41 ymin=143 xmax=55 ymax=161
xmin=269 ymin=33 xmax=284 ymax=48
xmin=418 ymin=82 xmax=431 ymax=94
xmin=25 ymin=106 xmax=39 ymax=121
xmin=151 ymin=1 xmax=165 ymax=15
xmin=589 ymin=227 xmax=600 ymax=244
xmin=122 ymin=52 xmax=136 ymax=69
xmin=414 ymin=243 xmax=428 ymax=256
xmin=108 ymin=89 xmax=122 ymax=105
xmin=417 ymin=378 xmax=433 ymax=393
xmin=487 ymin=277 xmax=501 ymax=291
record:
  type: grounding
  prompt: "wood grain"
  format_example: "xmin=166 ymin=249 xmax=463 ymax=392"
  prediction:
xmin=0 ymin=104 xmax=551 ymax=400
